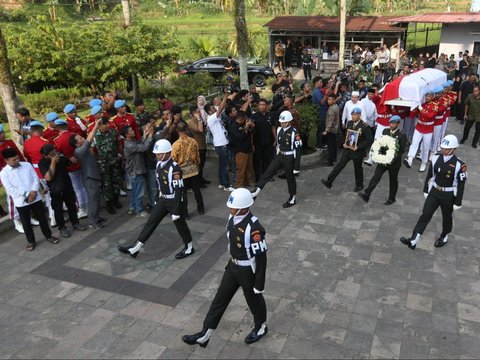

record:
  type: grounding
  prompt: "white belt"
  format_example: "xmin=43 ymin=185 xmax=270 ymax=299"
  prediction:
xmin=433 ymin=182 xmax=455 ymax=192
xmin=280 ymin=151 xmax=294 ymax=155
xmin=230 ymin=257 xmax=252 ymax=266
xmin=435 ymin=115 xmax=443 ymax=119
xmin=161 ymin=194 xmax=175 ymax=199
xmin=378 ymin=114 xmax=391 ymax=118
xmin=418 ymin=121 xmax=434 ymax=126
xmin=33 ymin=164 xmax=39 ymax=168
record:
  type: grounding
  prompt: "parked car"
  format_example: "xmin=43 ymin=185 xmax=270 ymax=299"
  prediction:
xmin=179 ymin=56 xmax=274 ymax=87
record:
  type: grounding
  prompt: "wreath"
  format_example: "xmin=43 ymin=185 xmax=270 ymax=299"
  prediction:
xmin=370 ymin=135 xmax=399 ymax=165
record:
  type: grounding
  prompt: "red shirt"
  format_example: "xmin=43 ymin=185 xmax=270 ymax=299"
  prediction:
xmin=67 ymin=116 xmax=86 ymax=137
xmin=161 ymin=100 xmax=174 ymax=112
xmin=416 ymin=102 xmax=437 ymax=134
xmin=23 ymin=134 xmax=49 ymax=178
xmin=375 ymin=103 xmax=392 ymax=127
xmin=85 ymin=113 xmax=114 ymax=134
xmin=111 ymin=113 xmax=140 ymax=139
xmin=0 ymin=140 xmax=25 ymax=172
xmin=43 ymin=126 xmax=59 ymax=143
xmin=392 ymin=106 xmax=409 ymax=119
xmin=54 ymin=130 xmax=80 ymax=172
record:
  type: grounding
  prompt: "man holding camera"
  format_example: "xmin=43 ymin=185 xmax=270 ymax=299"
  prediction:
xmin=229 ymin=111 xmax=256 ymax=188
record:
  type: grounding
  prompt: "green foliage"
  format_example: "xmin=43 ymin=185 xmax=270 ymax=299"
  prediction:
xmin=296 ymin=103 xmax=319 ymax=147
xmin=165 ymin=72 xmax=217 ymax=103
xmin=189 ymin=37 xmax=218 ymax=57
xmin=21 ymin=87 xmax=89 ymax=118
xmin=323 ymin=0 xmax=372 ymax=15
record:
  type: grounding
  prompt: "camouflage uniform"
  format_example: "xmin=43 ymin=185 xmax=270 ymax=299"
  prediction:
xmin=93 ymin=128 xmax=122 ymax=202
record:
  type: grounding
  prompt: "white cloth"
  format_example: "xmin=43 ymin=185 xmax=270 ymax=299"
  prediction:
xmin=360 ymin=98 xmax=378 ymax=127
xmin=430 ymin=125 xmax=443 ymax=152
xmin=342 ymin=100 xmax=367 ymax=126
xmin=374 ymin=124 xmax=388 ymax=140
xmin=408 ymin=130 xmax=432 ymax=163
xmin=397 ymin=69 xmax=447 ymax=110
xmin=0 ymin=162 xmax=42 ymax=208
xmin=207 ymin=113 xmax=229 ymax=147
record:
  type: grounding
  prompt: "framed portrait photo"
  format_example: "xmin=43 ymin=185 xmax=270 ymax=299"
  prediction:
xmin=345 ymin=129 xmax=359 ymax=147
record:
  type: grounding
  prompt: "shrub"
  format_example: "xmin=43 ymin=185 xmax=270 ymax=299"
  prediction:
xmin=166 ymin=72 xmax=217 ymax=103
xmin=20 ymin=88 xmax=89 ymax=118
xmin=296 ymin=103 xmax=320 ymax=148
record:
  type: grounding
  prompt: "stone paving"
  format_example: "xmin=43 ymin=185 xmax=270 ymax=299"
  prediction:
xmin=1 ymin=120 xmax=480 ymax=359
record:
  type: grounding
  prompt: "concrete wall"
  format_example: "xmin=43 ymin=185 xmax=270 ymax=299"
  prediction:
xmin=439 ymin=23 xmax=480 ymax=55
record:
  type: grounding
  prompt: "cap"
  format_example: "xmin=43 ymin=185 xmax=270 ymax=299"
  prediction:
xmin=434 ymin=86 xmax=444 ymax=94
xmin=351 ymin=107 xmax=362 ymax=114
xmin=45 ymin=112 xmax=59 ymax=122
xmin=89 ymin=99 xmax=102 ymax=108
xmin=114 ymin=99 xmax=126 ymax=109
xmin=29 ymin=120 xmax=44 ymax=128
xmin=90 ymin=106 xmax=102 ymax=116
xmin=442 ymin=83 xmax=450 ymax=88
xmin=0 ymin=124 xmax=4 ymax=132
xmin=226 ymin=75 xmax=234 ymax=81
xmin=446 ymin=80 xmax=454 ymax=86
xmin=64 ymin=104 xmax=76 ymax=114
xmin=54 ymin=119 xmax=68 ymax=126
xmin=351 ymin=91 xmax=360 ymax=97
xmin=389 ymin=115 xmax=401 ymax=123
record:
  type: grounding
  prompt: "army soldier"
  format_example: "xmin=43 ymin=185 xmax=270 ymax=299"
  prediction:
xmin=358 ymin=115 xmax=408 ymax=205
xmin=400 ymin=135 xmax=466 ymax=250
xmin=93 ymin=117 xmax=123 ymax=214
xmin=321 ymin=107 xmax=373 ymax=192
xmin=182 ymin=188 xmax=268 ymax=348
xmin=251 ymin=111 xmax=301 ymax=208
xmin=118 ymin=139 xmax=194 ymax=259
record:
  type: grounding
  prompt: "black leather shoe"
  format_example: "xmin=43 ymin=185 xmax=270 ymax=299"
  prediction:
xmin=60 ymin=227 xmax=71 ymax=238
xmin=473 ymin=144 xmax=478 ymax=149
xmin=175 ymin=246 xmax=194 ymax=259
xmin=321 ymin=178 xmax=332 ymax=189
xmin=113 ymin=199 xmax=123 ymax=209
xmin=434 ymin=235 xmax=448 ymax=248
xmin=358 ymin=192 xmax=369 ymax=202
xmin=460 ymin=139 xmax=465 ymax=144
xmin=400 ymin=237 xmax=416 ymax=250
xmin=73 ymin=223 xmax=87 ymax=231
xmin=384 ymin=199 xmax=396 ymax=206
xmin=198 ymin=208 xmax=205 ymax=215
xmin=245 ymin=325 xmax=268 ymax=344
xmin=200 ymin=178 xmax=211 ymax=185
xmin=278 ymin=173 xmax=286 ymax=179
xmin=182 ymin=330 xmax=209 ymax=348
xmin=106 ymin=202 xmax=116 ymax=214
xmin=403 ymin=159 xmax=412 ymax=168
xmin=118 ymin=245 xmax=139 ymax=258
xmin=354 ymin=186 xmax=364 ymax=192
xmin=98 ymin=217 xmax=107 ymax=223
xmin=282 ymin=197 xmax=296 ymax=208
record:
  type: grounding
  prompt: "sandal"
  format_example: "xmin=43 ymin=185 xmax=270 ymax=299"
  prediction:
xmin=47 ymin=237 xmax=60 ymax=244
xmin=26 ymin=243 xmax=35 ymax=251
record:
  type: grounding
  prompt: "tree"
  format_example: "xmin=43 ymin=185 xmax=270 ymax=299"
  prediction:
xmin=233 ymin=0 xmax=249 ymax=90
xmin=0 ymin=26 xmax=20 ymax=145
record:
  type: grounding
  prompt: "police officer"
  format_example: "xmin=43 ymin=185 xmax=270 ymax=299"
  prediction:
xmin=118 ymin=139 xmax=194 ymax=259
xmin=182 ymin=188 xmax=268 ymax=348
xmin=400 ymin=135 xmax=467 ymax=250
xmin=251 ymin=110 xmax=301 ymax=208
xmin=321 ymin=107 xmax=373 ymax=192
xmin=358 ymin=115 xmax=408 ymax=205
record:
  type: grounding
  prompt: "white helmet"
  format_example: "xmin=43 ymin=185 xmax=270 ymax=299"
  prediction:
xmin=440 ymin=135 xmax=459 ymax=149
xmin=278 ymin=110 xmax=293 ymax=123
xmin=226 ymin=188 xmax=254 ymax=209
xmin=153 ymin=139 xmax=172 ymax=154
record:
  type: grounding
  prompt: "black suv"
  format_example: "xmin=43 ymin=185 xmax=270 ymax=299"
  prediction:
xmin=180 ymin=56 xmax=274 ymax=87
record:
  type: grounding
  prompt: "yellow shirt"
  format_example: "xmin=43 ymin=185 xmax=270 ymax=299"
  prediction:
xmin=171 ymin=135 xmax=200 ymax=166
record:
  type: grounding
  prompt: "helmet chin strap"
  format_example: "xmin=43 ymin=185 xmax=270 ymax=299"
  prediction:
xmin=158 ymin=153 xmax=171 ymax=163
xmin=445 ymin=149 xmax=454 ymax=156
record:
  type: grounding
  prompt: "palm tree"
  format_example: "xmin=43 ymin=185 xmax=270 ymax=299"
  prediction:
xmin=234 ymin=0 xmax=249 ymax=89
xmin=323 ymin=0 xmax=371 ymax=15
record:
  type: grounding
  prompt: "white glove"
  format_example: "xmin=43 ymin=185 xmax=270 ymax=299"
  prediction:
xmin=172 ymin=214 xmax=181 ymax=221
xmin=453 ymin=205 xmax=462 ymax=211
xmin=253 ymin=288 xmax=264 ymax=294
xmin=418 ymin=105 xmax=423 ymax=111
xmin=424 ymin=192 xmax=428 ymax=199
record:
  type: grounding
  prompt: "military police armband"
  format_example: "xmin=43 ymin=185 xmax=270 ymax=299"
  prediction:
xmin=459 ymin=163 xmax=467 ymax=181
xmin=250 ymin=230 xmax=267 ymax=255
xmin=294 ymin=134 xmax=302 ymax=148
xmin=172 ymin=171 xmax=184 ymax=188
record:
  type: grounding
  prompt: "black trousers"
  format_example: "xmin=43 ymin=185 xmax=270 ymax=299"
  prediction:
xmin=203 ymin=262 xmax=267 ymax=329
xmin=256 ymin=154 xmax=296 ymax=196
xmin=294 ymin=149 xmax=301 ymax=172
xmin=462 ymin=120 xmax=480 ymax=145
xmin=325 ymin=132 xmax=338 ymax=165
xmin=303 ymin=65 xmax=312 ymax=81
xmin=184 ymin=175 xmax=204 ymax=213
xmin=253 ymin=145 xmax=274 ymax=182
xmin=327 ymin=151 xmax=364 ymax=187
xmin=137 ymin=197 xmax=192 ymax=245
xmin=17 ymin=200 xmax=51 ymax=244
xmin=50 ymin=185 xmax=79 ymax=229
xmin=413 ymin=188 xmax=455 ymax=237
xmin=199 ymin=148 xmax=207 ymax=180
xmin=364 ymin=163 xmax=400 ymax=201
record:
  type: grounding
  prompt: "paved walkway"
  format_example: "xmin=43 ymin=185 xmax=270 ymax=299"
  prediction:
xmin=1 ymin=120 xmax=480 ymax=359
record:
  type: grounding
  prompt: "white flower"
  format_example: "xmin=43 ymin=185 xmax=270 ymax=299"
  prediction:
xmin=370 ymin=135 xmax=398 ymax=165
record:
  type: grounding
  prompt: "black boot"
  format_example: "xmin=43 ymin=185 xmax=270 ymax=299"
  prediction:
xmin=245 ymin=324 xmax=268 ymax=344
xmin=182 ymin=328 xmax=211 ymax=348
xmin=106 ymin=201 xmax=116 ymax=214
xmin=112 ymin=197 xmax=122 ymax=209
xmin=434 ymin=234 xmax=448 ymax=248
xmin=321 ymin=178 xmax=332 ymax=189
xmin=358 ymin=192 xmax=370 ymax=203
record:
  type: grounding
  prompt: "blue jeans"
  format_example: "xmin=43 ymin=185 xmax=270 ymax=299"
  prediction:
xmin=68 ymin=170 xmax=88 ymax=211
xmin=145 ymin=168 xmax=158 ymax=206
xmin=215 ymin=145 xmax=231 ymax=188
xmin=128 ymin=174 xmax=145 ymax=213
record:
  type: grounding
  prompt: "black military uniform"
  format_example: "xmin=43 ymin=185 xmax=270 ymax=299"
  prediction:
xmin=183 ymin=211 xmax=268 ymax=347
xmin=401 ymin=153 xmax=467 ymax=250
xmin=360 ymin=127 xmax=408 ymax=204
xmin=322 ymin=118 xmax=372 ymax=191
xmin=251 ymin=110 xmax=274 ymax=181
xmin=254 ymin=124 xmax=302 ymax=207
xmin=118 ymin=157 xmax=193 ymax=259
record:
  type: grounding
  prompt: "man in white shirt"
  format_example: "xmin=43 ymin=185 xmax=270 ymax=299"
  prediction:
xmin=0 ymin=148 xmax=59 ymax=251
xmin=361 ymin=89 xmax=379 ymax=165
xmin=342 ymin=91 xmax=367 ymax=127
xmin=206 ymin=92 xmax=234 ymax=192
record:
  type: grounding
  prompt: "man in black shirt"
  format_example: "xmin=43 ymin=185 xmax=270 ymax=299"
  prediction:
xmin=251 ymin=99 xmax=276 ymax=181
xmin=229 ymin=112 xmax=255 ymax=188
xmin=39 ymin=144 xmax=86 ymax=238
xmin=458 ymin=74 xmax=477 ymax=123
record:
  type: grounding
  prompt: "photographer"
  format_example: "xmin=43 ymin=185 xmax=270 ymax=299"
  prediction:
xmin=274 ymin=40 xmax=285 ymax=72
xmin=228 ymin=111 xmax=255 ymax=188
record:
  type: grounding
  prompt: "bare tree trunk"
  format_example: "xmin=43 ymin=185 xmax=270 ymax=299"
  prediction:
xmin=234 ymin=0 xmax=249 ymax=90
xmin=121 ymin=0 xmax=131 ymax=27
xmin=338 ymin=0 xmax=346 ymax=70
xmin=132 ymin=74 xmax=140 ymax=100
xmin=0 ymin=26 xmax=20 ymax=145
